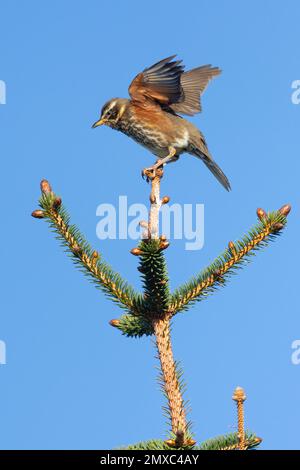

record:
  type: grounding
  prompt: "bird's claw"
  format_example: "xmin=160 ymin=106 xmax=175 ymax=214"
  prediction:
xmin=142 ymin=167 xmax=156 ymax=182
xmin=141 ymin=161 xmax=164 ymax=182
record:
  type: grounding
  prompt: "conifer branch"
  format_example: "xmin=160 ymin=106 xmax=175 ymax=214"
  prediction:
xmin=32 ymin=180 xmax=144 ymax=315
xmin=109 ymin=314 xmax=154 ymax=337
xmin=169 ymin=205 xmax=291 ymax=315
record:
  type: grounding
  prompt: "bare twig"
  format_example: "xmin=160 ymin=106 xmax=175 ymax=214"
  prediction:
xmin=148 ymin=169 xmax=163 ymax=239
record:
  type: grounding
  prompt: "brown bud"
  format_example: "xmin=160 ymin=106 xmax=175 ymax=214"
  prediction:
xmin=53 ymin=196 xmax=62 ymax=209
xmin=272 ymin=222 xmax=284 ymax=232
xmin=278 ymin=204 xmax=291 ymax=217
xmin=160 ymin=234 xmax=167 ymax=241
xmin=31 ymin=210 xmax=44 ymax=219
xmin=256 ymin=208 xmax=267 ymax=220
xmin=253 ymin=437 xmax=263 ymax=445
xmin=232 ymin=386 xmax=246 ymax=402
xmin=92 ymin=251 xmax=99 ymax=259
xmin=161 ymin=196 xmax=170 ymax=205
xmin=109 ymin=319 xmax=120 ymax=327
xmin=40 ymin=179 xmax=52 ymax=194
xmin=149 ymin=193 xmax=156 ymax=204
xmin=184 ymin=439 xmax=196 ymax=447
xmin=164 ymin=439 xmax=176 ymax=448
xmin=130 ymin=247 xmax=143 ymax=256
xmin=159 ymin=241 xmax=170 ymax=250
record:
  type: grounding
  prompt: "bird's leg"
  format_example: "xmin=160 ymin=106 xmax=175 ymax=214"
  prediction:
xmin=142 ymin=147 xmax=177 ymax=181
xmin=153 ymin=147 xmax=177 ymax=169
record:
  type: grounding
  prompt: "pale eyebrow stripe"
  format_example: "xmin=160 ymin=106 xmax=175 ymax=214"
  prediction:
xmin=106 ymin=100 xmax=117 ymax=113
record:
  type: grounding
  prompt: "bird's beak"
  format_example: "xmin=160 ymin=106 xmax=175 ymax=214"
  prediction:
xmin=92 ymin=118 xmax=106 ymax=128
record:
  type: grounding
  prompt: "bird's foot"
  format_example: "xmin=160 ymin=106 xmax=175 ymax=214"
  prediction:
xmin=141 ymin=161 xmax=164 ymax=182
xmin=141 ymin=167 xmax=156 ymax=182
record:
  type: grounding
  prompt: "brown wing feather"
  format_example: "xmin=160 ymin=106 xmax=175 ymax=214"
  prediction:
xmin=170 ymin=65 xmax=221 ymax=116
xmin=128 ymin=55 xmax=185 ymax=107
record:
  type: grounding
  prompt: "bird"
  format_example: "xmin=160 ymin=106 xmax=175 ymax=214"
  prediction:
xmin=92 ymin=55 xmax=231 ymax=191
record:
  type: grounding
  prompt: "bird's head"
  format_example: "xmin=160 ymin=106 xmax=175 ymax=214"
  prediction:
xmin=92 ymin=98 xmax=128 ymax=129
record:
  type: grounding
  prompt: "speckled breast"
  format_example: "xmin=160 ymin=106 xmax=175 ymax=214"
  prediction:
xmin=116 ymin=119 xmax=169 ymax=158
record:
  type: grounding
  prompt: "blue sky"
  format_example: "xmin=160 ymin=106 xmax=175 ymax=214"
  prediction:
xmin=0 ymin=0 xmax=299 ymax=450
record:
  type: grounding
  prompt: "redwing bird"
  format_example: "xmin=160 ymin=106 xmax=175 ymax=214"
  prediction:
xmin=92 ymin=55 xmax=231 ymax=190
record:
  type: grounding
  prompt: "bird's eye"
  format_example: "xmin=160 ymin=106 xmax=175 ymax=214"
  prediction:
xmin=102 ymin=109 xmax=113 ymax=120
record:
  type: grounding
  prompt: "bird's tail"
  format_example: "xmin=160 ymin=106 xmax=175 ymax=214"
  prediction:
xmin=189 ymin=140 xmax=231 ymax=191
xmin=200 ymin=153 xmax=231 ymax=191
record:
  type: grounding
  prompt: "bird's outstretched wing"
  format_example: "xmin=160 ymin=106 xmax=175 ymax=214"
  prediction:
xmin=128 ymin=55 xmax=185 ymax=107
xmin=129 ymin=56 xmax=221 ymax=115
xmin=170 ymin=65 xmax=221 ymax=116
